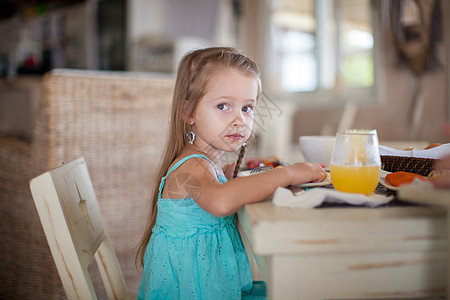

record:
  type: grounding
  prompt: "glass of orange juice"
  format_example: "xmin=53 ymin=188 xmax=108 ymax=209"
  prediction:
xmin=330 ymin=132 xmax=381 ymax=195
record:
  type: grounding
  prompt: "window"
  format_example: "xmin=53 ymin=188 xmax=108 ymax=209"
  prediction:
xmin=265 ymin=0 xmax=378 ymax=102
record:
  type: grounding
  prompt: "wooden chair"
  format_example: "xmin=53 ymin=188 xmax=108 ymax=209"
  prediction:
xmin=29 ymin=157 xmax=137 ymax=300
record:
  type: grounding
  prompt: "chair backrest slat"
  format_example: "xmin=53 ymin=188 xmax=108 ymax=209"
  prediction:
xmin=50 ymin=158 xmax=106 ymax=268
xmin=30 ymin=157 xmax=127 ymax=300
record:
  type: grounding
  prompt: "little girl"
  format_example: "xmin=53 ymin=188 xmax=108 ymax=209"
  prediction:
xmin=137 ymin=47 xmax=326 ymax=299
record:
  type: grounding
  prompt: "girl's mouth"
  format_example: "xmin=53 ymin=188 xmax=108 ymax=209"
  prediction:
xmin=225 ymin=134 xmax=243 ymax=141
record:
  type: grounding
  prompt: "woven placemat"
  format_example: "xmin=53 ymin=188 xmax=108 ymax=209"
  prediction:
xmin=381 ymin=155 xmax=436 ymax=176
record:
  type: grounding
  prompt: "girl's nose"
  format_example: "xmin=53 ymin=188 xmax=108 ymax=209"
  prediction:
xmin=232 ymin=113 xmax=245 ymax=127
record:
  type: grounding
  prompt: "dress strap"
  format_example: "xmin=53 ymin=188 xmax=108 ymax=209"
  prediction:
xmin=158 ymin=154 xmax=220 ymax=198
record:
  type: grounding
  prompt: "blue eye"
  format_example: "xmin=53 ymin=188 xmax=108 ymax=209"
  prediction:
xmin=242 ymin=106 xmax=253 ymax=113
xmin=217 ymin=103 xmax=229 ymax=111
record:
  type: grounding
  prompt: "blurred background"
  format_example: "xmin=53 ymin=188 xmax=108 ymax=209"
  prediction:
xmin=0 ymin=0 xmax=449 ymax=299
xmin=1 ymin=0 xmax=449 ymax=160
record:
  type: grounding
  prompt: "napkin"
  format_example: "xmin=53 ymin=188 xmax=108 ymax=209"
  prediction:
xmin=272 ymin=187 xmax=394 ymax=208
xmin=397 ymin=179 xmax=450 ymax=206
xmin=379 ymin=143 xmax=450 ymax=159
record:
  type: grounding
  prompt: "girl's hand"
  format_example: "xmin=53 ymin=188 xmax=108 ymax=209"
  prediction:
xmin=281 ymin=162 xmax=327 ymax=186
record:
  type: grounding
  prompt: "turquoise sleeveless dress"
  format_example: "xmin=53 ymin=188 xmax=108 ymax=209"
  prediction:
xmin=138 ymin=154 xmax=266 ymax=300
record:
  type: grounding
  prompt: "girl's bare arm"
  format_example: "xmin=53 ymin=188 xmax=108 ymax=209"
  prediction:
xmin=186 ymin=158 xmax=325 ymax=216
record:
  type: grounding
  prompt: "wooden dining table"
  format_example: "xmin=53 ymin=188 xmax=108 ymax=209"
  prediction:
xmin=237 ymin=192 xmax=448 ymax=299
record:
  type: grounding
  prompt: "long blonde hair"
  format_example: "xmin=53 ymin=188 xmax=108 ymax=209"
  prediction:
xmin=136 ymin=47 xmax=261 ymax=267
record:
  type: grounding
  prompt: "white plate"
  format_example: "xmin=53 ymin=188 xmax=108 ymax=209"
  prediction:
xmin=237 ymin=170 xmax=252 ymax=177
xmin=379 ymin=177 xmax=399 ymax=191
xmin=296 ymin=172 xmax=332 ymax=188
xmin=237 ymin=166 xmax=273 ymax=177
xmin=378 ymin=170 xmax=434 ymax=191
xmin=378 ymin=170 xmax=399 ymax=190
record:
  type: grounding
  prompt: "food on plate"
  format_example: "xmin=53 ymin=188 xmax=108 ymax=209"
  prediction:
xmin=425 ymin=143 xmax=442 ymax=149
xmin=245 ymin=156 xmax=281 ymax=170
xmin=385 ymin=171 xmax=428 ymax=187
xmin=428 ymin=169 xmax=450 ymax=178
xmin=401 ymin=143 xmax=442 ymax=151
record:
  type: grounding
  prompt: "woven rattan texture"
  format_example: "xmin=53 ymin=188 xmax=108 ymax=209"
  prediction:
xmin=0 ymin=69 xmax=174 ymax=299
xmin=381 ymin=155 xmax=436 ymax=176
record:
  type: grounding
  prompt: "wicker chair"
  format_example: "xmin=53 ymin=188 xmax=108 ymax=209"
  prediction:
xmin=0 ymin=69 xmax=174 ymax=299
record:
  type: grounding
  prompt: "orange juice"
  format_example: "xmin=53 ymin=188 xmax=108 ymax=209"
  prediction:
xmin=330 ymin=165 xmax=380 ymax=195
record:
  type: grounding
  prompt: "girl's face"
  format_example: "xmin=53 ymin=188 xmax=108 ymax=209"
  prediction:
xmin=189 ymin=68 xmax=258 ymax=154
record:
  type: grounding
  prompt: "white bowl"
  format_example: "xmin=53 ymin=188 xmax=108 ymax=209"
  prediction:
xmin=299 ymin=135 xmax=336 ymax=168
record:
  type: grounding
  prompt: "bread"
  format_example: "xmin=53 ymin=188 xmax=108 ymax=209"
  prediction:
xmin=428 ymin=169 xmax=450 ymax=178
xmin=425 ymin=143 xmax=442 ymax=149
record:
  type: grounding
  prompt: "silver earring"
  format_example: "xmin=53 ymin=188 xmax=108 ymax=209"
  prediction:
xmin=186 ymin=131 xmax=196 ymax=144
